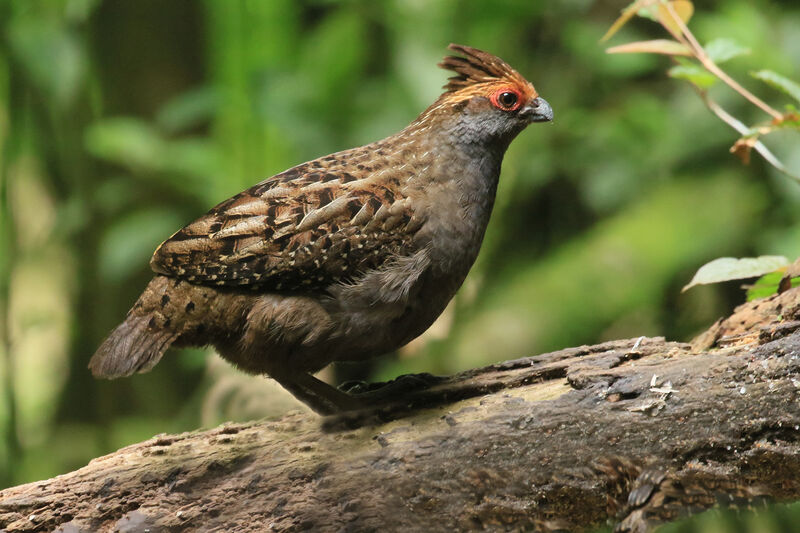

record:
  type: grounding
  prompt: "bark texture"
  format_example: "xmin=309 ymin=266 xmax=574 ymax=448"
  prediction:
xmin=2 ymin=288 xmax=799 ymax=533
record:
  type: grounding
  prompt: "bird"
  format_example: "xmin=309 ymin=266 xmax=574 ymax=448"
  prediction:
xmin=89 ymin=43 xmax=553 ymax=415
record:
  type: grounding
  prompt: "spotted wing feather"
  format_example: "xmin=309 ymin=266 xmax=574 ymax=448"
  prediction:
xmin=150 ymin=147 xmax=422 ymax=291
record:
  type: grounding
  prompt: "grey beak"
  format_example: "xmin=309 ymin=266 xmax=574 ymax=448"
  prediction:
xmin=522 ymin=97 xmax=553 ymax=123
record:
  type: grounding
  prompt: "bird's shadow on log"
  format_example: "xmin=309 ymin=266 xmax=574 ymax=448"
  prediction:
xmin=322 ymin=336 xmax=669 ymax=432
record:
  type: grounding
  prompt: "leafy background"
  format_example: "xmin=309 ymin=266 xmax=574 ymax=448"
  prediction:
xmin=1 ymin=0 xmax=799 ymax=522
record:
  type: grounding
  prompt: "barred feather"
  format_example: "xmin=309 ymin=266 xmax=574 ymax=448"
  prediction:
xmin=150 ymin=142 xmax=427 ymax=291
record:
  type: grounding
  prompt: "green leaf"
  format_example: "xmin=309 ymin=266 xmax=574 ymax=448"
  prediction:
xmin=682 ymin=255 xmax=790 ymax=292
xmin=751 ymin=70 xmax=800 ymax=104
xmin=668 ymin=59 xmax=717 ymax=89
xmin=156 ymin=86 xmax=218 ymax=134
xmin=606 ymin=39 xmax=692 ymax=56
xmin=747 ymin=271 xmax=785 ymax=301
xmin=98 ymin=208 xmax=185 ymax=282
xmin=160 ymin=138 xmax=223 ymax=180
xmin=704 ymin=38 xmax=749 ymax=64
xmin=84 ymin=118 xmax=164 ymax=170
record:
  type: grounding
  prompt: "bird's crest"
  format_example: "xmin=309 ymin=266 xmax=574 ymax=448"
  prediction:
xmin=439 ymin=44 xmax=535 ymax=98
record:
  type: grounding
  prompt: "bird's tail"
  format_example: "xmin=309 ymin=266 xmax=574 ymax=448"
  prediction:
xmin=89 ymin=312 xmax=179 ymax=378
xmin=89 ymin=276 xmax=186 ymax=379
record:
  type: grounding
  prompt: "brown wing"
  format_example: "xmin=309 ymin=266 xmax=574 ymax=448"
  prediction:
xmin=150 ymin=148 xmax=424 ymax=292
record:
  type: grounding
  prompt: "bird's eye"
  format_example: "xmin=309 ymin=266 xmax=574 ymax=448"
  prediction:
xmin=499 ymin=92 xmax=517 ymax=108
xmin=490 ymin=88 xmax=521 ymax=111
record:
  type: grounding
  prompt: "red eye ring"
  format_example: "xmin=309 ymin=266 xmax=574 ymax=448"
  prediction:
xmin=490 ymin=88 xmax=522 ymax=111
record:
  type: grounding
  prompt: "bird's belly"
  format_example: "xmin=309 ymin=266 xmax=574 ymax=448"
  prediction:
xmin=346 ymin=294 xmax=446 ymax=356
xmin=211 ymin=238 xmax=477 ymax=375
xmin=307 ymin=266 xmax=464 ymax=368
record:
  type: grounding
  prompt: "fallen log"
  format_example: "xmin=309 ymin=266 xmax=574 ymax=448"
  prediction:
xmin=1 ymin=288 xmax=799 ymax=532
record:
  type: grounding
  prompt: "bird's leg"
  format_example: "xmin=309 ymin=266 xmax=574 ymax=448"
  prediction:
xmin=270 ymin=371 xmax=367 ymax=415
xmin=271 ymin=371 xmax=445 ymax=415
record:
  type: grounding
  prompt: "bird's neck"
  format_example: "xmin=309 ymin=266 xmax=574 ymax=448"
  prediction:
xmin=384 ymin=120 xmax=505 ymax=280
xmin=397 ymin=116 xmax=508 ymax=195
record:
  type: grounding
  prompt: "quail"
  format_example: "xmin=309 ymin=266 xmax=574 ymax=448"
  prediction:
xmin=90 ymin=44 xmax=553 ymax=414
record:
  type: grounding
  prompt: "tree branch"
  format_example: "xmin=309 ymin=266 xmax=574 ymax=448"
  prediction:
xmin=1 ymin=288 xmax=800 ymax=533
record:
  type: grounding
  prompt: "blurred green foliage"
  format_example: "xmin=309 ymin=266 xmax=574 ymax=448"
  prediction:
xmin=1 ymin=0 xmax=799 ymax=528
xmin=658 ymin=501 xmax=800 ymax=533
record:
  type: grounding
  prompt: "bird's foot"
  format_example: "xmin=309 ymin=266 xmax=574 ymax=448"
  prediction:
xmin=271 ymin=371 xmax=445 ymax=416
xmin=338 ymin=372 xmax=445 ymax=399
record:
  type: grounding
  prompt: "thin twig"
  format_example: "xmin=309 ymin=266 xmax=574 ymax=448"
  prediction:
xmin=663 ymin=1 xmax=783 ymax=120
xmin=696 ymin=88 xmax=800 ymax=184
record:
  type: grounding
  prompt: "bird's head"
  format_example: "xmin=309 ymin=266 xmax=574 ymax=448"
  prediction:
xmin=414 ymin=44 xmax=552 ymax=149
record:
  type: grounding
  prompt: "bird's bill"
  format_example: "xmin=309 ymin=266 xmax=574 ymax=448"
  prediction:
xmin=521 ymin=97 xmax=553 ymax=123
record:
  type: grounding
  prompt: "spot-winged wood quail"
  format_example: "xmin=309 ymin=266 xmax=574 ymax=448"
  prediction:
xmin=90 ymin=44 xmax=553 ymax=414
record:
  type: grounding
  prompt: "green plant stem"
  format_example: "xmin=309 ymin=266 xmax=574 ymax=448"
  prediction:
xmin=663 ymin=1 xmax=783 ymax=120
xmin=695 ymin=88 xmax=800 ymax=183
